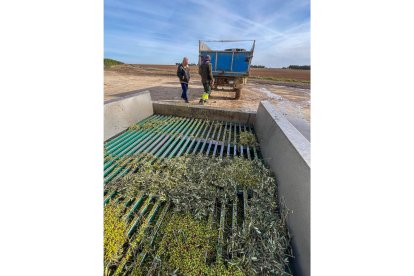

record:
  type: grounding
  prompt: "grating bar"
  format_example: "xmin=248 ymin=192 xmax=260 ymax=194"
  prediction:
xmin=105 ymin=115 xmax=162 ymax=151
xmin=158 ymin=118 xmax=199 ymax=160
xmin=104 ymin=115 xmax=160 ymax=148
xmin=114 ymin=116 xmax=173 ymax=158
xmin=227 ymin=122 xmax=232 ymax=156
xmin=104 ymin=116 xmax=171 ymax=171
xmin=192 ymin=121 xmax=213 ymax=154
xmin=217 ymin=197 xmax=226 ymax=261
xmin=125 ymin=193 xmax=146 ymax=221
xmin=212 ymin=122 xmax=223 ymax=157
xmin=104 ymin=117 xmax=178 ymax=175
xmin=168 ymin=119 xmax=202 ymax=158
xmin=127 ymin=195 xmax=155 ymax=237
xmin=199 ymin=120 xmax=215 ymax=153
xmin=117 ymin=200 xmax=164 ymax=275
xmin=230 ymin=195 xmax=237 ymax=258
xmin=106 ymin=115 xmax=166 ymax=156
xmin=220 ymin=122 xmax=227 ymax=158
xmin=206 ymin=123 xmax=217 ymax=155
xmin=239 ymin=123 xmax=244 ymax=158
xmin=233 ymin=123 xmax=237 ymax=156
xmin=184 ymin=121 xmax=208 ymax=155
xmin=137 ymin=202 xmax=172 ymax=268
xmin=104 ymin=118 xmax=187 ymax=184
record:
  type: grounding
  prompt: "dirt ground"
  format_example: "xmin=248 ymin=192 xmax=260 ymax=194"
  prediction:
xmin=104 ymin=64 xmax=311 ymax=140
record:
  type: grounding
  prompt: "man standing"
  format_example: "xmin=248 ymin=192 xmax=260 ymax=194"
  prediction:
xmin=177 ymin=57 xmax=191 ymax=103
xmin=198 ymin=55 xmax=214 ymax=104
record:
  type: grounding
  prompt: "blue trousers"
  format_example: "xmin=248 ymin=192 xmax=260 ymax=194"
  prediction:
xmin=181 ymin=82 xmax=188 ymax=101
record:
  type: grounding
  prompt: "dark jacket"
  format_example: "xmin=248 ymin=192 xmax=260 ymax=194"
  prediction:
xmin=198 ymin=63 xmax=214 ymax=83
xmin=177 ymin=64 xmax=190 ymax=83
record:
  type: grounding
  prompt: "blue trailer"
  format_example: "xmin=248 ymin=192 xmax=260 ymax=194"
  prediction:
xmin=199 ymin=40 xmax=255 ymax=99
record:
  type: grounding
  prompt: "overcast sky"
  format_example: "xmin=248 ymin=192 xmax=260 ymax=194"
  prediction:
xmin=104 ymin=0 xmax=310 ymax=68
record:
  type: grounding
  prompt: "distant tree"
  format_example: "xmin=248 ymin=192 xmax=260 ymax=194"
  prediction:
xmin=251 ymin=65 xmax=266 ymax=68
xmin=104 ymin=58 xmax=123 ymax=68
xmin=288 ymin=65 xmax=310 ymax=70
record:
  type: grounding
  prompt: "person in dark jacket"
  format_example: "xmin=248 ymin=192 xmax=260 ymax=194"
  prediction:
xmin=177 ymin=57 xmax=191 ymax=103
xmin=198 ymin=55 xmax=214 ymax=104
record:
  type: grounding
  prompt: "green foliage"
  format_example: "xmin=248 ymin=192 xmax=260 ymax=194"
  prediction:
xmin=128 ymin=120 xmax=169 ymax=132
xmin=106 ymin=154 xmax=293 ymax=275
xmin=109 ymin=155 xmax=262 ymax=219
xmin=104 ymin=58 xmax=124 ymax=68
xmin=104 ymin=153 xmax=156 ymax=176
xmin=239 ymin=131 xmax=258 ymax=147
xmin=104 ymin=203 xmax=128 ymax=274
xmin=154 ymin=213 xmax=243 ymax=275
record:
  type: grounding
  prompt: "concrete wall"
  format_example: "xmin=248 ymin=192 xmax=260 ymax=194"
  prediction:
xmin=255 ymin=101 xmax=310 ymax=276
xmin=104 ymin=91 xmax=153 ymax=141
xmin=153 ymin=101 xmax=256 ymax=125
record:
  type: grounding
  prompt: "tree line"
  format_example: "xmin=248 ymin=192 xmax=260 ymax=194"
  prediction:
xmin=283 ymin=65 xmax=311 ymax=70
xmin=250 ymin=65 xmax=311 ymax=69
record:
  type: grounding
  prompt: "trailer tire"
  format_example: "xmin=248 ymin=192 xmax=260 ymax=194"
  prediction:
xmin=235 ymin=88 xmax=241 ymax=99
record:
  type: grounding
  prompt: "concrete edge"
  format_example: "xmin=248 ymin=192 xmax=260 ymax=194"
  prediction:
xmin=152 ymin=101 xmax=256 ymax=125
xmin=104 ymin=90 xmax=152 ymax=105
xmin=261 ymin=101 xmax=310 ymax=166
xmin=104 ymin=91 xmax=154 ymax=141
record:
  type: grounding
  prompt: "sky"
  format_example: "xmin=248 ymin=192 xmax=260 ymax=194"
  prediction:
xmin=104 ymin=0 xmax=310 ymax=68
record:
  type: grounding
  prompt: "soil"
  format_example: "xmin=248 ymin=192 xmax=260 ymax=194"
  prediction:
xmin=104 ymin=64 xmax=311 ymax=141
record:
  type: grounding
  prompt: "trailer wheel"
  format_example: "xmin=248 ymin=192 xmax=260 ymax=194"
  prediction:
xmin=235 ymin=88 xmax=241 ymax=99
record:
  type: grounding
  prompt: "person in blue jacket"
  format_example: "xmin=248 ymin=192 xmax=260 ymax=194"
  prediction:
xmin=177 ymin=57 xmax=191 ymax=103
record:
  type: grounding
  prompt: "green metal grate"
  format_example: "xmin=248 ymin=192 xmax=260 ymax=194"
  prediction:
xmin=104 ymin=114 xmax=264 ymax=275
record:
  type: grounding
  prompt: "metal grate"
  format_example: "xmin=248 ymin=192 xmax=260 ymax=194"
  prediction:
xmin=104 ymin=114 xmax=262 ymax=275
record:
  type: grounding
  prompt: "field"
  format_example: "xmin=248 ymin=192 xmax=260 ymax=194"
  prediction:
xmin=105 ymin=64 xmax=310 ymax=83
xmin=249 ymin=67 xmax=310 ymax=82
xmin=104 ymin=64 xmax=310 ymax=140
